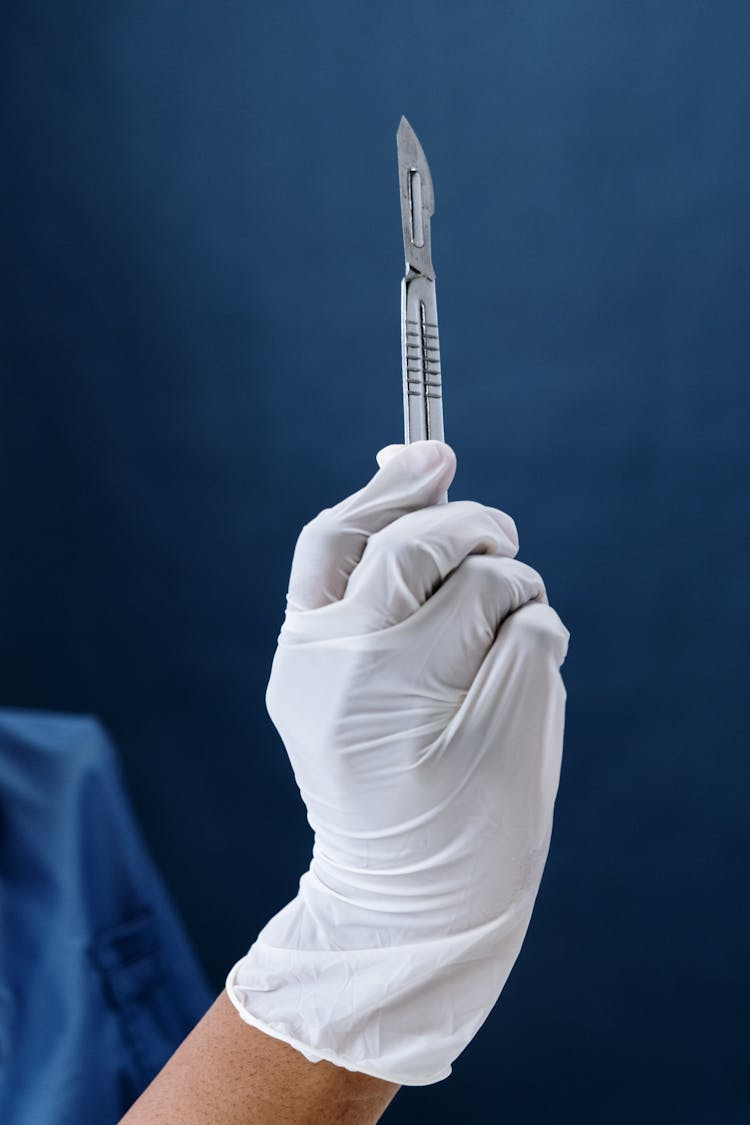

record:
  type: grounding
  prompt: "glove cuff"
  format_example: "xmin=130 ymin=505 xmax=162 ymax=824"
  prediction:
xmin=225 ymin=866 xmax=540 ymax=1086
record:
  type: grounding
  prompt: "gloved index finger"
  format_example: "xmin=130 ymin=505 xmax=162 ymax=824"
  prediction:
xmin=286 ymin=441 xmax=457 ymax=612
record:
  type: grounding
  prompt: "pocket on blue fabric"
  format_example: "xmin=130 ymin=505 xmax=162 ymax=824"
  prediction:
xmin=89 ymin=906 xmax=184 ymax=1088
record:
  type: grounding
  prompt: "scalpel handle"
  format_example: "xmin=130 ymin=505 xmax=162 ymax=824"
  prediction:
xmin=401 ymin=274 xmax=448 ymax=503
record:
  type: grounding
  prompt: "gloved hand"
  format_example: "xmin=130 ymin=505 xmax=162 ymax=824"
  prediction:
xmin=226 ymin=440 xmax=570 ymax=1086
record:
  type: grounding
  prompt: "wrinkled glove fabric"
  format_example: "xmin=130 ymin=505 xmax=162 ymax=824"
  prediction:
xmin=226 ymin=440 xmax=569 ymax=1086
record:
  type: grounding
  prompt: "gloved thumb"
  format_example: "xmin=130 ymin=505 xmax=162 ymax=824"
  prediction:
xmin=286 ymin=440 xmax=456 ymax=613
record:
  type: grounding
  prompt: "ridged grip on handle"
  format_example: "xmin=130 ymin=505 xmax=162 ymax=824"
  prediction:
xmin=401 ymin=274 xmax=448 ymax=504
xmin=401 ymin=276 xmax=443 ymax=442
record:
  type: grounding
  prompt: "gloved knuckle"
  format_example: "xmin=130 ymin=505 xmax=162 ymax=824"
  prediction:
xmin=510 ymin=602 xmax=569 ymax=654
xmin=362 ymin=521 xmax=402 ymax=558
xmin=502 ymin=512 xmax=519 ymax=545
xmin=455 ymin=499 xmax=486 ymax=518
xmin=510 ymin=557 xmax=545 ymax=586
xmin=461 ymin=552 xmax=493 ymax=573
xmin=458 ymin=500 xmax=518 ymax=547
xmin=455 ymin=553 xmax=497 ymax=587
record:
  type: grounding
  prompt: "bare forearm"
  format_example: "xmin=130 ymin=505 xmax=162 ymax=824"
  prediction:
xmin=119 ymin=991 xmax=400 ymax=1125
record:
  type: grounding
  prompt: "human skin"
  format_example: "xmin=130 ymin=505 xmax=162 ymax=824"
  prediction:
xmin=119 ymin=991 xmax=400 ymax=1125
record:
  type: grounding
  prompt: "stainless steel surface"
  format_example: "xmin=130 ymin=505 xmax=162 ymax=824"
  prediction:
xmin=397 ymin=116 xmax=435 ymax=282
xmin=397 ymin=117 xmax=447 ymax=501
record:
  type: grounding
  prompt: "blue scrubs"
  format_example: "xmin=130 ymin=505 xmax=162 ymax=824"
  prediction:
xmin=0 ymin=710 xmax=213 ymax=1123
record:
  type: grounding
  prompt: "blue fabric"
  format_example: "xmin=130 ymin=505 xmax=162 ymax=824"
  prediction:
xmin=0 ymin=710 xmax=213 ymax=1124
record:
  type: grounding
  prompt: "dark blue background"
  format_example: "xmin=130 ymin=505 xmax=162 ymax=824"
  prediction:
xmin=3 ymin=3 xmax=748 ymax=1121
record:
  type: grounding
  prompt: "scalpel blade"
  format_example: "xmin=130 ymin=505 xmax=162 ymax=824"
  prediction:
xmin=397 ymin=116 xmax=435 ymax=281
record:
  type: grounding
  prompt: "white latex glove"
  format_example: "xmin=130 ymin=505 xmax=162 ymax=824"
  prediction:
xmin=226 ymin=440 xmax=570 ymax=1086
